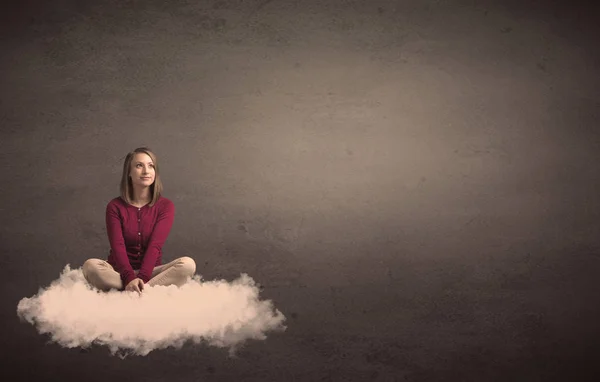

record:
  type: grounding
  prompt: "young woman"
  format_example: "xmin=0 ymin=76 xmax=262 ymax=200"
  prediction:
xmin=82 ymin=147 xmax=196 ymax=293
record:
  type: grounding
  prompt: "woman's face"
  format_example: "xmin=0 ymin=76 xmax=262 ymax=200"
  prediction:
xmin=130 ymin=153 xmax=155 ymax=188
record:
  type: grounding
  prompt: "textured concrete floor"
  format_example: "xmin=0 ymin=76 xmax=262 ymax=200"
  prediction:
xmin=2 ymin=0 xmax=600 ymax=381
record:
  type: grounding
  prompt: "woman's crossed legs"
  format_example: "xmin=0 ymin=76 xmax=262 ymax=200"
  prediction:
xmin=82 ymin=257 xmax=196 ymax=292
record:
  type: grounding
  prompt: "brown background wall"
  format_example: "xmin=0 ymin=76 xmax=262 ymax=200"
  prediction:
xmin=1 ymin=0 xmax=599 ymax=380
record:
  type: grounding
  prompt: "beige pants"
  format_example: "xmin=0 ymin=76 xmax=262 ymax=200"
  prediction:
xmin=82 ymin=256 xmax=196 ymax=291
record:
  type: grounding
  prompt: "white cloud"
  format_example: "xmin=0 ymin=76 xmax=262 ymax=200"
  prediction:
xmin=17 ymin=265 xmax=286 ymax=358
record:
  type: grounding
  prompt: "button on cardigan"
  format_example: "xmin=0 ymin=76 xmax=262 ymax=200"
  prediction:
xmin=105 ymin=196 xmax=175 ymax=286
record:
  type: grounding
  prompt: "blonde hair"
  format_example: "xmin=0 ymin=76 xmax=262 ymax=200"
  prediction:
xmin=119 ymin=147 xmax=163 ymax=207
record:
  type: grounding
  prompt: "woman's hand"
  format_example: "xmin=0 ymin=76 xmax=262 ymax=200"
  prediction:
xmin=125 ymin=278 xmax=145 ymax=294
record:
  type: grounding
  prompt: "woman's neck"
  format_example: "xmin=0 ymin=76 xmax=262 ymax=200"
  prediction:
xmin=132 ymin=187 xmax=152 ymax=204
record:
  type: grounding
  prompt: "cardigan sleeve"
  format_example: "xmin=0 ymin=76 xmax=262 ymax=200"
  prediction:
xmin=105 ymin=202 xmax=137 ymax=287
xmin=137 ymin=200 xmax=175 ymax=283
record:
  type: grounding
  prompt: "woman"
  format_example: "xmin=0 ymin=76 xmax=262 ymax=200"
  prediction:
xmin=82 ymin=147 xmax=196 ymax=293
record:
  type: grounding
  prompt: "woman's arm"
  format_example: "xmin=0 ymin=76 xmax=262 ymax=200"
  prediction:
xmin=137 ymin=200 xmax=175 ymax=283
xmin=106 ymin=203 xmax=137 ymax=286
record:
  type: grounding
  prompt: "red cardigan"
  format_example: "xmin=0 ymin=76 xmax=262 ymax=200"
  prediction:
xmin=105 ymin=196 xmax=175 ymax=286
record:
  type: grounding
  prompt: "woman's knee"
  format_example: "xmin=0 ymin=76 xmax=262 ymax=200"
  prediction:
xmin=82 ymin=258 xmax=101 ymax=277
xmin=82 ymin=259 xmax=119 ymax=291
xmin=82 ymin=258 xmax=112 ymax=279
xmin=177 ymin=256 xmax=196 ymax=276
